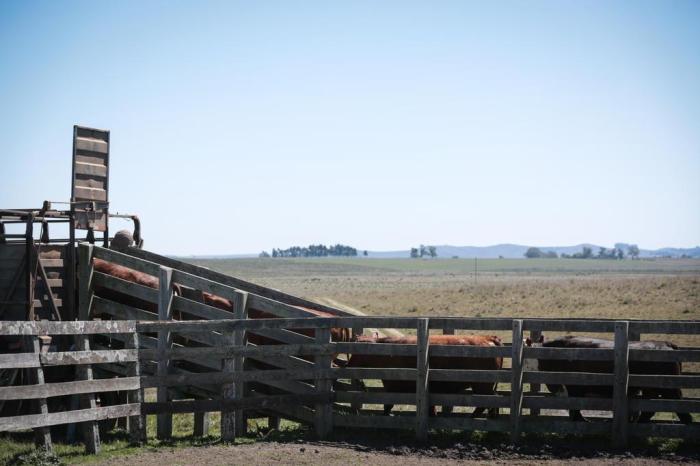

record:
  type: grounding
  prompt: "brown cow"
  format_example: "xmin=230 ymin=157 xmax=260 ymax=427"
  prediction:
xmin=348 ymin=334 xmax=504 ymax=417
xmin=528 ymin=335 xmax=692 ymax=424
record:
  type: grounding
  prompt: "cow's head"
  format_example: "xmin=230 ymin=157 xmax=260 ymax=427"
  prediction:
xmin=524 ymin=334 xmax=545 ymax=347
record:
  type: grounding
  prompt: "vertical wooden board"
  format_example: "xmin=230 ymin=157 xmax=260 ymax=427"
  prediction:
xmin=31 ymin=337 xmax=52 ymax=451
xmin=415 ymin=318 xmax=429 ymax=442
xmin=527 ymin=329 xmax=542 ymax=417
xmin=315 ymin=327 xmax=333 ymax=439
xmin=77 ymin=244 xmax=100 ymax=453
xmin=127 ymin=332 xmax=146 ymax=445
xmin=221 ymin=291 xmax=247 ymax=441
xmin=613 ymin=321 xmax=630 ymax=448
xmin=156 ymin=266 xmax=173 ymax=440
xmin=510 ymin=320 xmax=524 ymax=443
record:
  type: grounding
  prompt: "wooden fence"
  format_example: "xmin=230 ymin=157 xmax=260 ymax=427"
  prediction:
xmin=1 ymin=316 xmax=699 ymax=454
xmin=1 ymin=243 xmax=699 ymax=454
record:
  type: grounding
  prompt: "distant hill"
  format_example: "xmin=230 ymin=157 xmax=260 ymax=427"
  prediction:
xmin=365 ymin=244 xmax=700 ymax=259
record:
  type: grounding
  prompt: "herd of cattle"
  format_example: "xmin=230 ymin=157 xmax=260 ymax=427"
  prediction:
xmin=92 ymin=254 xmax=692 ymax=425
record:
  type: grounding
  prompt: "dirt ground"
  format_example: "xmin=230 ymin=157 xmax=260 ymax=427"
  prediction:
xmin=89 ymin=440 xmax=699 ymax=466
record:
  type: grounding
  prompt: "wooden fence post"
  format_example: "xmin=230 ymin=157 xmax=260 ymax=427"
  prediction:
xmin=528 ymin=329 xmax=542 ymax=417
xmin=416 ymin=318 xmax=430 ymax=442
xmin=613 ymin=321 xmax=630 ymax=448
xmin=127 ymin=332 xmax=146 ymax=445
xmin=156 ymin=266 xmax=173 ymax=440
xmin=31 ymin=335 xmax=52 ymax=451
xmin=314 ymin=326 xmax=333 ymax=439
xmin=194 ymin=412 xmax=209 ymax=437
xmin=510 ymin=319 xmax=524 ymax=443
xmin=222 ymin=290 xmax=247 ymax=441
xmin=77 ymin=243 xmax=100 ymax=454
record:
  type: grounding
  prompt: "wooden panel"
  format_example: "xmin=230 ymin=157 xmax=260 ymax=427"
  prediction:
xmin=75 ymin=137 xmax=109 ymax=154
xmin=0 ymin=403 xmax=140 ymax=432
xmin=74 ymin=161 xmax=107 ymax=177
xmin=0 ymin=319 xmax=136 ymax=335
xmin=0 ymin=376 xmax=140 ymax=400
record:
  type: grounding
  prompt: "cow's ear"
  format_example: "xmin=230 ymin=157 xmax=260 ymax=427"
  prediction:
xmin=538 ymin=335 xmax=545 ymax=344
xmin=525 ymin=338 xmax=532 ymax=347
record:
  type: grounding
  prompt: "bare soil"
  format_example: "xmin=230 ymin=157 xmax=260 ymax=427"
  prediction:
xmin=89 ymin=438 xmax=699 ymax=466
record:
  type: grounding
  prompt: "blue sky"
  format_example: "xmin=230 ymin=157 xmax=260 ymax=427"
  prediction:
xmin=1 ymin=1 xmax=698 ymax=255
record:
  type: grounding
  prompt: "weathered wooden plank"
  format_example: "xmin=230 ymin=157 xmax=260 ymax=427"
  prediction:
xmin=92 ymin=246 xmax=161 ymax=276
xmin=92 ymin=271 xmax=158 ymax=303
xmin=248 ymin=328 xmax=315 ymax=345
xmin=612 ymin=321 xmax=630 ymax=448
xmin=221 ymin=291 xmax=246 ymax=442
xmin=430 ymin=344 xmax=511 ymax=358
xmin=519 ymin=416 xmax=610 ymax=436
xmin=142 ymin=394 xmax=330 ymax=415
xmin=78 ymin=243 xmax=100 ymax=454
xmin=629 ymin=321 xmax=700 ymax=334
xmin=430 ymin=369 xmax=511 ymax=383
xmin=527 ymin=329 xmax=542 ymax=417
xmin=0 ymin=403 xmax=140 ymax=432
xmin=157 ymin=266 xmax=173 ymax=440
xmin=335 ymin=391 xmax=416 ymax=405
xmin=523 ymin=347 xmax=614 ymax=361
xmin=334 ymin=342 xmax=416 ymax=356
xmin=41 ymin=349 xmax=137 ymax=366
xmin=523 ymin=320 xmax=616 ymax=332
xmin=429 ymin=318 xmax=513 ymax=331
xmin=193 ymin=412 xmax=209 ymax=437
xmin=0 ymin=352 xmax=40 ymax=369
xmin=139 ymin=343 xmax=331 ymax=361
xmin=232 ymin=291 xmax=248 ymax=437
xmin=315 ymin=327 xmax=333 ymax=439
xmin=628 ymin=349 xmax=700 ymax=363
xmin=0 ymin=376 xmax=140 ymax=400
xmin=127 ymin=332 xmax=146 ymax=445
xmin=73 ymin=186 xmax=107 ymax=202
xmin=429 ymin=393 xmax=510 ymax=408
xmin=74 ymin=161 xmax=107 ymax=177
xmin=31 ymin=336 xmax=52 ymax=450
xmin=628 ymin=374 xmax=700 ymax=389
xmin=523 ymin=371 xmax=614 ymax=386
xmin=629 ymin=398 xmax=700 ymax=413
xmin=75 ymin=137 xmax=109 ymax=154
xmin=333 ymin=413 xmax=415 ymax=430
xmin=522 ymin=395 xmax=613 ymax=411
xmin=415 ymin=318 xmax=429 ymax=442
xmin=0 ymin=319 xmax=136 ymax=335
xmin=629 ymin=422 xmax=700 ymax=439
xmin=510 ymin=319 xmax=524 ymax=442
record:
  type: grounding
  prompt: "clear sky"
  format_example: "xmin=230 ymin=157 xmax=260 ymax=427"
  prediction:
xmin=1 ymin=1 xmax=698 ymax=255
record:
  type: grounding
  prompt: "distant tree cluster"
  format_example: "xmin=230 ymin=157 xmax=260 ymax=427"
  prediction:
xmin=558 ymin=244 xmax=640 ymax=260
xmin=270 ymin=244 xmax=358 ymax=258
xmin=410 ymin=244 xmax=437 ymax=258
xmin=524 ymin=247 xmax=558 ymax=259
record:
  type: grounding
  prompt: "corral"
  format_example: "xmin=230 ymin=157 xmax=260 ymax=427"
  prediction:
xmin=1 ymin=127 xmax=699 ymax=461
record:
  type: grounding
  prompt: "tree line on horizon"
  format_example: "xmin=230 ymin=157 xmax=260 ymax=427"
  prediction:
xmin=410 ymin=245 xmax=437 ymax=258
xmin=261 ymin=244 xmax=362 ymax=258
xmin=525 ymin=244 xmax=640 ymax=259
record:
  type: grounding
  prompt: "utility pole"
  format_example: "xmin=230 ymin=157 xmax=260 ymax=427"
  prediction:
xmin=474 ymin=257 xmax=477 ymax=285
